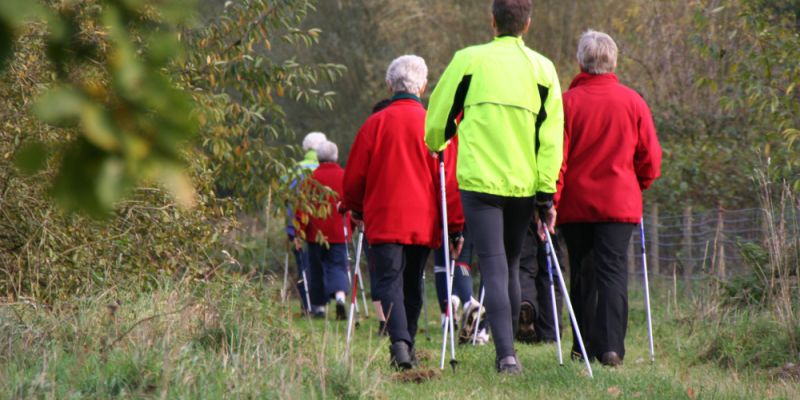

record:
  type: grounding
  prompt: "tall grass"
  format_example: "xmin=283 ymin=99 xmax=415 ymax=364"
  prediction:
xmin=687 ymin=172 xmax=800 ymax=371
xmin=0 ymin=278 xmax=384 ymax=398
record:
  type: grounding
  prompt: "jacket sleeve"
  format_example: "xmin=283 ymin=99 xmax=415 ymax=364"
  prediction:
xmin=535 ymin=62 xmax=565 ymax=195
xmin=343 ymin=119 xmax=373 ymax=213
xmin=634 ymin=99 xmax=662 ymax=190
xmin=425 ymin=51 xmax=470 ymax=152
xmin=554 ymin=123 xmax=569 ymax=207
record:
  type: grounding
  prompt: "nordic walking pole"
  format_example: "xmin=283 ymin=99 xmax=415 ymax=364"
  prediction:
xmin=640 ymin=217 xmax=655 ymax=363
xmin=301 ymin=266 xmax=313 ymax=314
xmin=344 ymin=262 xmax=360 ymax=359
xmin=447 ymin=261 xmax=457 ymax=362
xmin=440 ymin=260 xmax=458 ymax=369
xmin=471 ymin=284 xmax=485 ymax=345
xmin=343 ymin=221 xmax=360 ymax=315
xmin=354 ymin=230 xmax=369 ymax=316
xmin=543 ymin=225 xmax=593 ymax=378
xmin=437 ymin=153 xmax=458 ymax=371
xmin=282 ymin=253 xmax=289 ymax=303
xmin=543 ymin=236 xmax=563 ymax=365
xmin=422 ymin=270 xmax=431 ymax=341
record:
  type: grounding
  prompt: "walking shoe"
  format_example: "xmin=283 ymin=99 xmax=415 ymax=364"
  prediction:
xmin=335 ymin=301 xmax=346 ymax=321
xmin=458 ymin=300 xmax=485 ymax=343
xmin=311 ymin=305 xmax=326 ymax=319
xmin=409 ymin=347 xmax=419 ymax=367
xmin=473 ymin=327 xmax=490 ymax=345
xmin=496 ymin=355 xmax=523 ymax=374
xmin=516 ymin=301 xmax=537 ymax=344
xmin=389 ymin=341 xmax=413 ymax=370
xmin=600 ymin=351 xmax=623 ymax=367
xmin=449 ymin=295 xmax=461 ymax=317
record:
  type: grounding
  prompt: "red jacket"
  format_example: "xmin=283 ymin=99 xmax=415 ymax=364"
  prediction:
xmin=556 ymin=72 xmax=662 ymax=225
xmin=343 ymin=98 xmax=464 ymax=247
xmin=297 ymin=162 xmax=350 ymax=244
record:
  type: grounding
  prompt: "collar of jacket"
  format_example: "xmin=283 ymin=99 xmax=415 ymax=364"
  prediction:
xmin=316 ymin=161 xmax=339 ymax=170
xmin=391 ymin=92 xmax=422 ymax=103
xmin=303 ymin=150 xmax=318 ymax=162
xmin=493 ymin=35 xmax=524 ymax=44
xmin=568 ymin=72 xmax=619 ymax=89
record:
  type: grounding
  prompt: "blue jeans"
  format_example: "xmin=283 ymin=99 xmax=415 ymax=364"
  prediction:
xmin=307 ymin=243 xmax=349 ymax=306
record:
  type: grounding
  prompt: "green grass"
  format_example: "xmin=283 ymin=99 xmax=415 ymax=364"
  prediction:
xmin=1 ymin=276 xmax=798 ymax=399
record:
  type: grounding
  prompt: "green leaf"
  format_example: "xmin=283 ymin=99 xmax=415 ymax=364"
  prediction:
xmin=96 ymin=157 xmax=126 ymax=208
xmin=14 ymin=141 xmax=49 ymax=175
xmin=81 ymin=104 xmax=120 ymax=151
xmin=33 ymin=87 xmax=86 ymax=127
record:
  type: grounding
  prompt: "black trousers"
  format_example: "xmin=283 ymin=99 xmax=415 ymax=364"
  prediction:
xmin=561 ymin=223 xmax=634 ymax=360
xmin=460 ymin=190 xmax=534 ymax=360
xmin=519 ymin=227 xmax=564 ymax=342
xmin=369 ymin=244 xmax=431 ymax=347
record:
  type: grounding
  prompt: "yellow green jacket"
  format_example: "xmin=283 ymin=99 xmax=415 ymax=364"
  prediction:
xmin=425 ymin=36 xmax=564 ymax=197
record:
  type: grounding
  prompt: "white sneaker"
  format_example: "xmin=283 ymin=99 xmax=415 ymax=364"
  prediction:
xmin=458 ymin=300 xmax=486 ymax=343
xmin=475 ymin=328 xmax=490 ymax=345
xmin=450 ymin=295 xmax=461 ymax=325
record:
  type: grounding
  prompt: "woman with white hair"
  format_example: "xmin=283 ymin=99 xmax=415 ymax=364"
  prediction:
xmin=296 ymin=140 xmax=351 ymax=320
xmin=556 ymin=30 xmax=662 ymax=366
xmin=344 ymin=55 xmax=464 ymax=370
xmin=286 ymin=131 xmax=328 ymax=314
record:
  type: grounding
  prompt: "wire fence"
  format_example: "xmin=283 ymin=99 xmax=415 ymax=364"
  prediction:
xmin=627 ymin=205 xmax=799 ymax=280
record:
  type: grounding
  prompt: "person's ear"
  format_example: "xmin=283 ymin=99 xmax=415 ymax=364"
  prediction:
xmin=521 ymin=17 xmax=531 ymax=34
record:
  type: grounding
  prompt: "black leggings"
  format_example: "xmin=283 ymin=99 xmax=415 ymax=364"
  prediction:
xmin=460 ymin=190 xmax=534 ymax=360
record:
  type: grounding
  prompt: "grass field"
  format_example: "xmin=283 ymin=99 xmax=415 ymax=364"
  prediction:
xmin=1 ymin=275 xmax=798 ymax=399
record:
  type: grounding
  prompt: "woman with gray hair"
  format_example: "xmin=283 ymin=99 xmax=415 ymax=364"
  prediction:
xmin=344 ymin=55 xmax=464 ymax=370
xmin=296 ymin=140 xmax=352 ymax=320
xmin=556 ymin=30 xmax=662 ymax=366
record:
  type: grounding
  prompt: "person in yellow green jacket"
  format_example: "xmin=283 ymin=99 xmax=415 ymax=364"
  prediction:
xmin=425 ymin=0 xmax=563 ymax=374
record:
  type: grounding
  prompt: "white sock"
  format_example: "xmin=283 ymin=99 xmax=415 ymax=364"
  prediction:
xmin=335 ymin=292 xmax=345 ymax=303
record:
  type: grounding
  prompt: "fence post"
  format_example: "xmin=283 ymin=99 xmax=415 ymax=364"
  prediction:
xmin=649 ymin=204 xmax=660 ymax=276
xmin=683 ymin=206 xmax=694 ymax=289
xmin=716 ymin=204 xmax=726 ymax=280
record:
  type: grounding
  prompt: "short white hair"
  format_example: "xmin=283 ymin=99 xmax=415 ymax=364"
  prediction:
xmin=577 ymin=30 xmax=618 ymax=75
xmin=302 ymin=131 xmax=327 ymax=152
xmin=385 ymin=55 xmax=428 ymax=94
xmin=316 ymin=140 xmax=338 ymax=163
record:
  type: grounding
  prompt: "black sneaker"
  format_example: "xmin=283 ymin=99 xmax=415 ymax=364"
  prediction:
xmin=600 ymin=351 xmax=623 ymax=367
xmin=335 ymin=301 xmax=346 ymax=321
xmin=516 ymin=301 xmax=537 ymax=343
xmin=496 ymin=355 xmax=523 ymax=374
xmin=390 ymin=341 xmax=413 ymax=370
